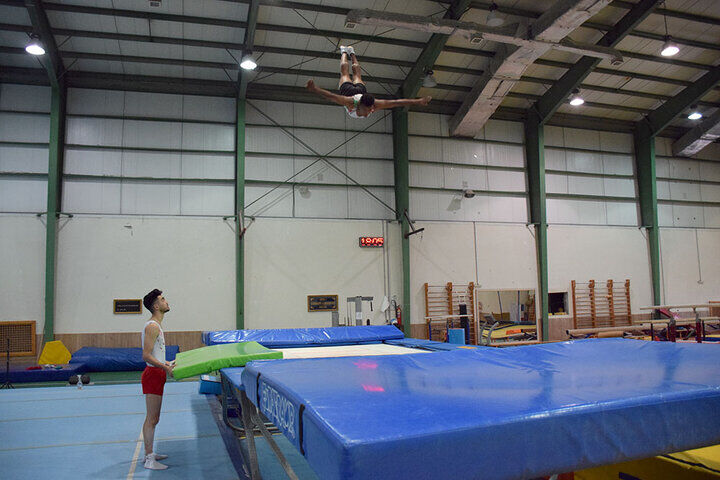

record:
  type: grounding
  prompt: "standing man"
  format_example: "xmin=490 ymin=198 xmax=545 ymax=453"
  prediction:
xmin=141 ymin=288 xmax=175 ymax=470
xmin=305 ymin=45 xmax=432 ymax=118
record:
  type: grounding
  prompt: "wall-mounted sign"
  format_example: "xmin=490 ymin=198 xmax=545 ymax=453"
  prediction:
xmin=114 ymin=299 xmax=143 ymax=314
xmin=308 ymin=295 xmax=338 ymax=312
xmin=359 ymin=236 xmax=384 ymax=247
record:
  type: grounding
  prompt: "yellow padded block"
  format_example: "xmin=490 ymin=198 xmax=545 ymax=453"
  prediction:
xmin=38 ymin=340 xmax=72 ymax=365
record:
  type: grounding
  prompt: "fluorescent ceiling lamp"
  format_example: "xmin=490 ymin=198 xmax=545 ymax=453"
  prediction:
xmin=25 ymin=38 xmax=45 ymax=56
xmin=569 ymin=89 xmax=584 ymax=106
xmin=422 ymin=70 xmax=437 ymax=88
xmin=240 ymin=55 xmax=257 ymax=70
xmin=687 ymin=111 xmax=702 ymax=120
xmin=486 ymin=3 xmax=504 ymax=27
xmin=661 ymin=36 xmax=679 ymax=57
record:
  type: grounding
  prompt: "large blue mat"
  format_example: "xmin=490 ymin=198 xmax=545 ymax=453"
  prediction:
xmin=229 ymin=338 xmax=720 ymax=480
xmin=203 ymin=325 xmax=404 ymax=347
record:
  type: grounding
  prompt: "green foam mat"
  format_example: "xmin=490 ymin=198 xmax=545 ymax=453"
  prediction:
xmin=173 ymin=341 xmax=283 ymax=379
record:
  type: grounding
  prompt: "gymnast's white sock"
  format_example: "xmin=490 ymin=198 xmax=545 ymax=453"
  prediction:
xmin=144 ymin=454 xmax=168 ymax=470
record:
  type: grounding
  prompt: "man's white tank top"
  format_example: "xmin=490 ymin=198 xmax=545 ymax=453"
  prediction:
xmin=142 ymin=320 xmax=166 ymax=367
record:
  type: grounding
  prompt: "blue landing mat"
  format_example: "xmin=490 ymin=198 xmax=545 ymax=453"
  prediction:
xmin=202 ymin=325 xmax=404 ymax=347
xmin=235 ymin=338 xmax=720 ymax=480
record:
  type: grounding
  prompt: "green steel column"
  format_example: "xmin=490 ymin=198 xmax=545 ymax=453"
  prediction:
xmin=392 ymin=108 xmax=411 ymax=337
xmin=634 ymin=123 xmax=661 ymax=305
xmin=525 ymin=110 xmax=549 ymax=341
xmin=235 ymin=96 xmax=246 ymax=330
xmin=44 ymin=83 xmax=66 ymax=342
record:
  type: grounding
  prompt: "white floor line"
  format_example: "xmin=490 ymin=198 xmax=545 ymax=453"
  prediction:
xmin=126 ymin=430 xmax=144 ymax=480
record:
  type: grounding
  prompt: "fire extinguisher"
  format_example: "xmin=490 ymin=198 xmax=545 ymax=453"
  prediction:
xmin=395 ymin=304 xmax=402 ymax=329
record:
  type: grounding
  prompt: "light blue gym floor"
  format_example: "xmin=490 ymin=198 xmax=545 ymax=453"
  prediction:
xmin=0 ymin=381 xmax=318 ymax=479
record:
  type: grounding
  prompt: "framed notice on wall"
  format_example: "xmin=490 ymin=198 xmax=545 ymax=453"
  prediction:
xmin=307 ymin=295 xmax=338 ymax=312
xmin=114 ymin=299 xmax=142 ymax=314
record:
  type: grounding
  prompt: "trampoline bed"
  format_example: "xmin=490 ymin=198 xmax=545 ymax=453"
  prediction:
xmin=225 ymin=338 xmax=720 ymax=480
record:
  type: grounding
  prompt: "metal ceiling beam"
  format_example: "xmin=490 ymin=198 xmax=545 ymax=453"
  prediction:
xmin=672 ymin=108 xmax=720 ymax=157
xmin=642 ymin=65 xmax=720 ymax=136
xmin=611 ymin=0 xmax=720 ymax=27
xmin=400 ymin=0 xmax=472 ymax=98
xmin=347 ymin=8 xmax=625 ymax=64
xmin=534 ymin=0 xmax=660 ymax=123
xmin=23 ymin=0 xmax=63 ymax=88
xmin=449 ymin=0 xmax=612 ymax=137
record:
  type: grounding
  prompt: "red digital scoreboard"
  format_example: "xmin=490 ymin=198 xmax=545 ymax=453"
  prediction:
xmin=359 ymin=236 xmax=384 ymax=247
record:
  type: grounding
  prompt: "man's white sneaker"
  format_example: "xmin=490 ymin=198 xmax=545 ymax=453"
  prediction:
xmin=151 ymin=453 xmax=168 ymax=461
xmin=340 ymin=45 xmax=355 ymax=56
xmin=144 ymin=455 xmax=169 ymax=470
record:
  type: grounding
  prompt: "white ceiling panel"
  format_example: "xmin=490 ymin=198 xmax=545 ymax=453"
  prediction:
xmin=0 ymin=5 xmax=30 ymax=25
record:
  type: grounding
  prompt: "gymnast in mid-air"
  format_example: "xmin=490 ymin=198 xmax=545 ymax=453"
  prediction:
xmin=305 ymin=45 xmax=432 ymax=118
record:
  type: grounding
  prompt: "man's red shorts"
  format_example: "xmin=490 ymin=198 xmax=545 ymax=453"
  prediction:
xmin=141 ymin=366 xmax=167 ymax=395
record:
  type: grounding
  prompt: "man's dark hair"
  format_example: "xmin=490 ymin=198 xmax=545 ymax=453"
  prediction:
xmin=143 ymin=289 xmax=162 ymax=313
xmin=360 ymin=93 xmax=375 ymax=107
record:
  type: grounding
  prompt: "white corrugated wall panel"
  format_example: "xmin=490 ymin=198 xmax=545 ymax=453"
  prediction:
xmin=180 ymin=183 xmax=234 ymax=215
xmin=293 ymin=128 xmax=347 ymax=157
xmin=0 ymin=145 xmax=48 ymax=173
xmin=67 ymin=89 xmax=124 ymax=116
xmin=0 ymin=84 xmax=50 ymax=112
xmin=603 ymin=177 xmax=636 ymax=198
xmin=704 ymin=207 xmax=720 ymax=227
xmin=245 ymin=154 xmax=293 ymax=182
xmin=0 ymin=178 xmax=46 ymax=212
xmin=120 ymin=182 xmax=181 ymax=215
xmin=547 ymin=199 xmax=608 ymax=225
xmin=668 ymin=181 xmax=702 ymax=202
xmin=408 ymin=112 xmax=445 ymax=136
xmin=700 ymin=161 xmax=720 ymax=182
xmin=121 ymin=151 xmax=182 ymax=178
xmin=602 ymin=153 xmax=634 ymax=175
xmin=122 ymin=120 xmax=182 ymax=149
xmin=484 ymin=119 xmax=523 ymax=143
xmin=293 ymin=186 xmax=349 ymax=218
xmin=181 ymin=153 xmax=234 ymax=179
xmin=599 ymin=131 xmax=633 ymax=153
xmin=64 ymin=148 xmax=122 ymax=176
xmin=183 ymin=96 xmax=235 ymax=123
xmin=443 ymin=165 xmax=488 ymax=190
xmin=700 ymin=183 xmax=720 ymax=202
xmin=486 ymin=143 xmax=524 ymax=168
xmin=568 ymin=176 xmax=604 ymax=196
xmin=442 ymin=139 xmax=486 ymax=165
xmin=487 ymin=170 xmax=526 ymax=192
xmin=245 ymin=185 xmax=294 ymax=217
xmin=62 ymin=179 xmax=121 ymax=214
xmin=544 ymin=126 xmax=564 ymax=148
xmin=246 ymin=126 xmax=294 ymax=154
xmin=345 ymin=132 xmax=392 ymax=159
xmin=566 ymin=151 xmax=603 ymax=173
xmin=181 ymin=123 xmax=235 ymax=151
xmin=669 ymin=158 xmax=700 ymax=180
xmin=346 ymin=159 xmax=394 ymax=185
xmin=546 ymin=174 xmax=569 ymax=194
xmin=409 ymin=136 xmax=442 ymax=162
xmin=563 ymin=128 xmax=601 ymax=150
xmin=410 ymin=163 xmax=444 ymax=188
xmin=123 ymin=91 xmax=183 ymax=119
xmin=605 ymin=202 xmax=639 ymax=225
xmin=347 ymin=188 xmax=395 ymax=219
xmin=294 ymin=158 xmax=347 ymax=185
xmin=293 ymin=103 xmax=346 ymax=130
xmin=66 ymin=117 xmax=124 ymax=147
xmin=545 ymin=149 xmax=567 ymax=170
xmin=0 ymin=113 xmax=50 ymax=143
xmin=670 ymin=204 xmax=705 ymax=227
xmin=658 ymin=204 xmax=674 ymax=227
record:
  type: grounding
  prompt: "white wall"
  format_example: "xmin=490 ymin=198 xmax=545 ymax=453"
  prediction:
xmin=660 ymin=228 xmax=720 ymax=305
xmin=245 ymin=99 xmax=395 ymax=220
xmin=244 ymin=217 xmax=402 ymax=329
xmin=0 ymin=84 xmax=51 ymax=213
xmin=408 ymin=113 xmax=527 ymax=223
xmin=0 ymin=215 xmax=46 ymax=327
xmin=547 ymin=225 xmax=654 ymax=314
xmin=55 ymin=216 xmax=236 ymax=333
xmin=63 ymin=88 xmax=236 ymax=216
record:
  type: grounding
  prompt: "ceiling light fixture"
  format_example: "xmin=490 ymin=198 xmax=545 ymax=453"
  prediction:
xmin=687 ymin=106 xmax=702 ymax=120
xmin=660 ymin=2 xmax=679 ymax=57
xmin=422 ymin=69 xmax=437 ymax=88
xmin=25 ymin=35 xmax=45 ymax=56
xmin=240 ymin=54 xmax=257 ymax=70
xmin=569 ymin=89 xmax=584 ymax=106
xmin=486 ymin=2 xmax=504 ymax=27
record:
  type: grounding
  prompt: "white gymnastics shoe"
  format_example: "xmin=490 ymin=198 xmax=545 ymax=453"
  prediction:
xmin=340 ymin=45 xmax=355 ymax=56
xmin=144 ymin=455 xmax=169 ymax=470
